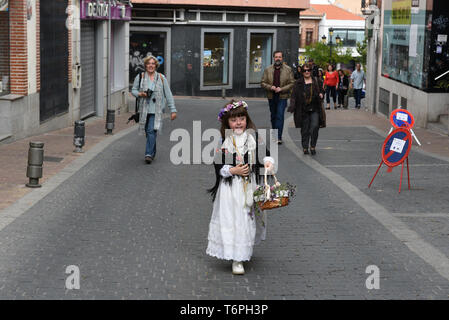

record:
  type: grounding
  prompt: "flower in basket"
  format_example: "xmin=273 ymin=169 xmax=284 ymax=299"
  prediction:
xmin=253 ymin=182 xmax=297 ymax=205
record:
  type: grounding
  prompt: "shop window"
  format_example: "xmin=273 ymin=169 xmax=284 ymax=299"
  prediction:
xmin=201 ymin=12 xmax=222 ymax=21
xmin=0 ymin=9 xmax=9 ymax=96
xmin=226 ymin=13 xmax=245 ymax=22
xmin=381 ymin=7 xmax=428 ymax=90
xmin=185 ymin=11 xmax=197 ymax=21
xmin=331 ymin=29 xmax=364 ymax=47
xmin=201 ymin=30 xmax=233 ymax=90
xmin=248 ymin=33 xmax=273 ymax=84
xmin=277 ymin=13 xmax=296 ymax=23
xmin=428 ymin=0 xmax=449 ymax=91
xmin=132 ymin=9 xmax=173 ymax=20
xmin=248 ymin=14 xmax=273 ymax=22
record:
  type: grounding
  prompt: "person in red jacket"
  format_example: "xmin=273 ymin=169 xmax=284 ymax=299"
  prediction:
xmin=324 ymin=64 xmax=339 ymax=110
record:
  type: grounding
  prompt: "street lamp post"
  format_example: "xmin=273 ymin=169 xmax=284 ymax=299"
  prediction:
xmin=323 ymin=29 xmax=341 ymax=65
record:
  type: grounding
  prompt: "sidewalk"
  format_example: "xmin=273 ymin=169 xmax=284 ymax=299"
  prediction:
xmin=317 ymin=108 xmax=449 ymax=160
xmin=0 ymin=112 xmax=135 ymax=211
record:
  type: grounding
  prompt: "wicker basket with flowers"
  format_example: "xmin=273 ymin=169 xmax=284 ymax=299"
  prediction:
xmin=253 ymin=171 xmax=296 ymax=211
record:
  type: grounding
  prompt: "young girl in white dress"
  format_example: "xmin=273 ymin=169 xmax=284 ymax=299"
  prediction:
xmin=207 ymin=100 xmax=275 ymax=275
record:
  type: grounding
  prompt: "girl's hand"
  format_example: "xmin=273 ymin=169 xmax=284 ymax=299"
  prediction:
xmin=230 ymin=164 xmax=249 ymax=177
xmin=264 ymin=161 xmax=274 ymax=173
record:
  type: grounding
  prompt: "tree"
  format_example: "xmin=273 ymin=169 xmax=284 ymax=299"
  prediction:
xmin=356 ymin=38 xmax=368 ymax=71
xmin=304 ymin=42 xmax=353 ymax=69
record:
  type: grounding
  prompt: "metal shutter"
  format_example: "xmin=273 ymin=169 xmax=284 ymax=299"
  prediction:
xmin=80 ymin=21 xmax=96 ymax=119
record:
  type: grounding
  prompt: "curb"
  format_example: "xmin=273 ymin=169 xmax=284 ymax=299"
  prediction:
xmin=0 ymin=125 xmax=137 ymax=232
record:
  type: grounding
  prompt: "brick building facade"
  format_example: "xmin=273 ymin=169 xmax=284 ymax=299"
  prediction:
xmin=0 ymin=0 xmax=131 ymax=144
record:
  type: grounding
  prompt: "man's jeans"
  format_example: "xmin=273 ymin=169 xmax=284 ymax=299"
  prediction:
xmin=268 ymin=95 xmax=287 ymax=140
xmin=145 ymin=113 xmax=157 ymax=157
xmin=354 ymin=88 xmax=362 ymax=108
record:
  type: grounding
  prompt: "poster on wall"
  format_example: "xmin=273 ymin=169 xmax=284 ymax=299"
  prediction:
xmin=0 ymin=0 xmax=8 ymax=11
xmin=254 ymin=57 xmax=262 ymax=72
xmin=411 ymin=0 xmax=419 ymax=14
xmin=392 ymin=0 xmax=412 ymax=25
xmin=409 ymin=24 xmax=418 ymax=57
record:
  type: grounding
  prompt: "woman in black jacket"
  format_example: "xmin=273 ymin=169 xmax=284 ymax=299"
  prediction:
xmin=288 ymin=64 xmax=325 ymax=155
xmin=337 ymin=69 xmax=349 ymax=109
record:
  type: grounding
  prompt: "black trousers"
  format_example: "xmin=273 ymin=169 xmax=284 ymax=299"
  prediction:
xmin=337 ymin=89 xmax=346 ymax=105
xmin=301 ymin=111 xmax=320 ymax=149
xmin=325 ymin=86 xmax=337 ymax=104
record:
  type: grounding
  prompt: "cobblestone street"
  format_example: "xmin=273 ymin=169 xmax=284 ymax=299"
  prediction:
xmin=0 ymin=98 xmax=449 ymax=299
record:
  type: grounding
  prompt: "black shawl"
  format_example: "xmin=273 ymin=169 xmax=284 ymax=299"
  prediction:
xmin=207 ymin=132 xmax=271 ymax=202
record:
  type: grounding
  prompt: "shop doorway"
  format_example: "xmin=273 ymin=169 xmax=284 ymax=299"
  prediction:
xmin=80 ymin=20 xmax=96 ymax=119
xmin=129 ymin=27 xmax=171 ymax=87
xmin=40 ymin=0 xmax=68 ymax=122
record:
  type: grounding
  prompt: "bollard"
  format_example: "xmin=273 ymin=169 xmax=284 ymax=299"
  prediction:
xmin=73 ymin=120 xmax=85 ymax=153
xmin=26 ymin=141 xmax=44 ymax=188
xmin=221 ymin=88 xmax=226 ymax=99
xmin=105 ymin=109 xmax=115 ymax=134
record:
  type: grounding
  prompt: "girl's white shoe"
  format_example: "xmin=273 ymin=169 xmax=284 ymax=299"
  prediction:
xmin=232 ymin=261 xmax=245 ymax=275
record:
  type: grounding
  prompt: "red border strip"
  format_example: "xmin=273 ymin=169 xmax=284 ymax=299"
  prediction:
xmin=381 ymin=128 xmax=412 ymax=167
xmin=390 ymin=109 xmax=415 ymax=129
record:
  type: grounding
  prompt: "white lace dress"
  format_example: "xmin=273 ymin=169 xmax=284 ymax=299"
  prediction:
xmin=206 ymin=131 xmax=274 ymax=262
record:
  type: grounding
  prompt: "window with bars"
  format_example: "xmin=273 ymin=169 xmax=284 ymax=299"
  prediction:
xmin=0 ymin=9 xmax=9 ymax=96
xmin=305 ymin=30 xmax=313 ymax=46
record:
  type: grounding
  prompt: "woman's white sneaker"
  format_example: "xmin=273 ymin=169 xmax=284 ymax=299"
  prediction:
xmin=232 ymin=261 xmax=245 ymax=275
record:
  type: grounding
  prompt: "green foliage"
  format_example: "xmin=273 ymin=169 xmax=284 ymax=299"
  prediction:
xmin=356 ymin=38 xmax=368 ymax=71
xmin=435 ymin=79 xmax=449 ymax=92
xmin=304 ymin=42 xmax=353 ymax=69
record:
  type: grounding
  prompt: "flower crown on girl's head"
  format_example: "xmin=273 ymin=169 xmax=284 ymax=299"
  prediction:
xmin=217 ymin=100 xmax=249 ymax=122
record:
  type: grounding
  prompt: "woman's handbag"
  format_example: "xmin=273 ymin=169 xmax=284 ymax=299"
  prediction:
xmin=319 ymin=101 xmax=326 ymax=128
xmin=127 ymin=72 xmax=144 ymax=124
xmin=253 ymin=171 xmax=294 ymax=211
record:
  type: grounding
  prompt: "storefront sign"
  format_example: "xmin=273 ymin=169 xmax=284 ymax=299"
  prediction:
xmin=0 ymin=0 xmax=8 ymax=11
xmin=392 ymin=0 xmax=412 ymax=25
xmin=80 ymin=0 xmax=131 ymax=20
xmin=437 ymin=34 xmax=448 ymax=43
xmin=411 ymin=0 xmax=419 ymax=14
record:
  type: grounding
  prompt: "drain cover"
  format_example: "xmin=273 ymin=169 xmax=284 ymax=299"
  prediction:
xmin=43 ymin=156 xmax=64 ymax=163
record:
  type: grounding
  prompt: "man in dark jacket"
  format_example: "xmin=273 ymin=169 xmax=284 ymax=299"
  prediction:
xmin=261 ymin=50 xmax=295 ymax=145
xmin=308 ymin=58 xmax=320 ymax=78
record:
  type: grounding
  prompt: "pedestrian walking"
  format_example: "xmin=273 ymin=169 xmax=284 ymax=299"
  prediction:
xmin=261 ymin=50 xmax=295 ymax=145
xmin=131 ymin=55 xmax=177 ymax=164
xmin=317 ymin=68 xmax=324 ymax=83
xmin=324 ymin=64 xmax=339 ymax=109
xmin=350 ymin=63 xmax=366 ymax=109
xmin=308 ymin=58 xmax=320 ymax=78
xmin=294 ymin=64 xmax=303 ymax=80
xmin=337 ymin=69 xmax=349 ymax=109
xmin=207 ymin=100 xmax=275 ymax=275
xmin=288 ymin=64 xmax=325 ymax=155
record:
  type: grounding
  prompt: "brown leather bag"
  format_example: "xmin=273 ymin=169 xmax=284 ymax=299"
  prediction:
xmin=319 ymin=100 xmax=326 ymax=128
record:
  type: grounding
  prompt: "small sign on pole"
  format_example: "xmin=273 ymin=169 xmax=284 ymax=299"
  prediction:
xmin=369 ymin=128 xmax=412 ymax=193
xmin=389 ymin=108 xmax=421 ymax=146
